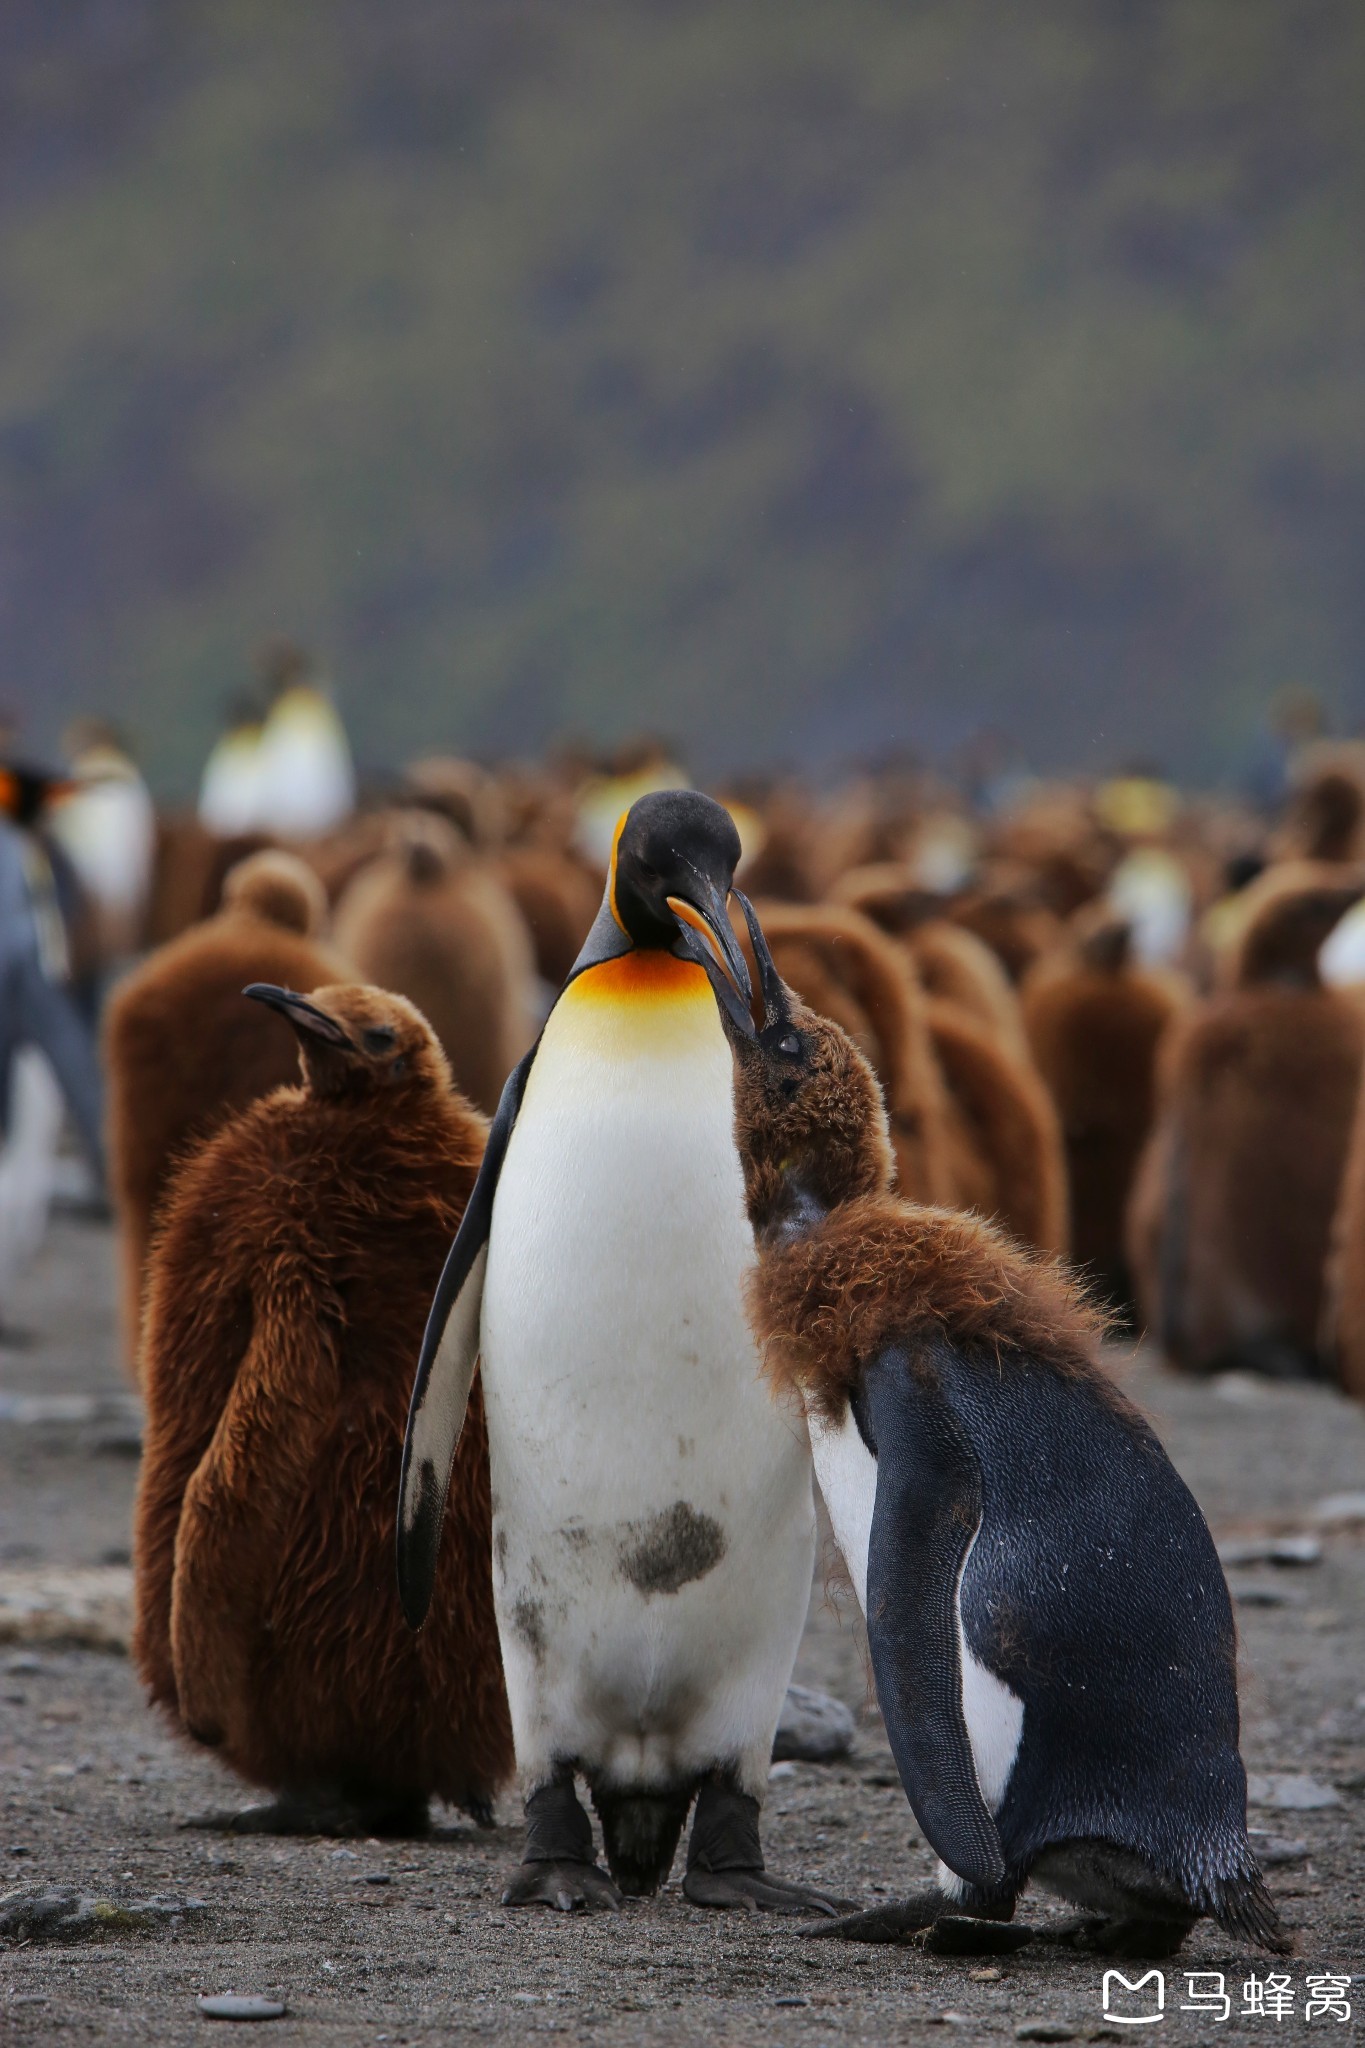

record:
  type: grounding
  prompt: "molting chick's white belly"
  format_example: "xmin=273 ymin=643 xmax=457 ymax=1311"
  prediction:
xmin=479 ymin=953 xmax=816 ymax=1794
xmin=809 ymin=1406 xmax=1024 ymax=1829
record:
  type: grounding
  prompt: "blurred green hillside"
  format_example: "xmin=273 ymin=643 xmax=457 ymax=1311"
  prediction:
xmin=2 ymin=0 xmax=1363 ymax=794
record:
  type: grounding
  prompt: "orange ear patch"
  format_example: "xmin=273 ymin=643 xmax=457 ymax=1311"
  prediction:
xmin=607 ymin=812 xmax=630 ymax=934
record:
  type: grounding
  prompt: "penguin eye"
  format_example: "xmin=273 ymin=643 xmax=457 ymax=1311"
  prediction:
xmin=636 ymin=860 xmax=658 ymax=882
xmin=363 ymin=1027 xmax=397 ymax=1055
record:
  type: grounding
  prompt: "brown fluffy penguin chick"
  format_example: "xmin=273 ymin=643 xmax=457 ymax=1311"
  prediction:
xmin=1129 ymin=870 xmax=1365 ymax=1378
xmin=1275 ymin=743 xmax=1365 ymax=865
xmin=827 ymin=865 xmax=1030 ymax=1060
xmin=924 ymin=997 xmax=1071 ymax=1257
xmin=131 ymin=985 xmax=512 ymax=1834
xmin=332 ymin=811 xmax=536 ymax=1115
xmin=493 ymin=843 xmax=600 ymax=989
xmin=747 ymin=902 xmax=958 ymax=1208
xmin=104 ymin=850 xmax=339 ymax=1376
xmin=909 ymin=921 xmax=1030 ymax=1062
xmin=1324 ymin=1079 xmax=1365 ymax=1402
xmin=1022 ymin=913 xmax=1186 ymax=1311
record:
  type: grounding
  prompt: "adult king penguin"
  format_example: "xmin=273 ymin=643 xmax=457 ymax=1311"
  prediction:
xmin=399 ymin=791 xmax=837 ymax=1917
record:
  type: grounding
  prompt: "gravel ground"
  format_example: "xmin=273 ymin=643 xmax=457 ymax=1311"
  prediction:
xmin=2 ymin=1216 xmax=1362 ymax=2045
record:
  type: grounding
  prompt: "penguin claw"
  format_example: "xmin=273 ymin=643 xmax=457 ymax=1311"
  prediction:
xmin=1045 ymin=1913 xmax=1192 ymax=1960
xmin=683 ymin=1868 xmax=854 ymax=1917
xmin=798 ymin=1896 xmax=944 ymax=1943
xmin=501 ymin=1860 xmax=623 ymax=1914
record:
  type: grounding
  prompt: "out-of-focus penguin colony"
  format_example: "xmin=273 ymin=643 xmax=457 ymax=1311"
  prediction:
xmin=4 ymin=643 xmax=1365 ymax=1958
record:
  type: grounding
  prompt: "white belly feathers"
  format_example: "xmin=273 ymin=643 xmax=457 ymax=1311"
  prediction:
xmin=478 ymin=954 xmax=816 ymax=1792
xmin=810 ymin=1404 xmax=1023 ymax=1819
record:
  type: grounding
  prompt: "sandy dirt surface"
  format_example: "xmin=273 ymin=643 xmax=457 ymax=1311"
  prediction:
xmin=2 ymin=1215 xmax=1362 ymax=2045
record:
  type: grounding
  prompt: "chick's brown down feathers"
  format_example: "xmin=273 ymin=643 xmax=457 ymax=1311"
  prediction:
xmin=332 ymin=812 xmax=536 ymax=1115
xmin=104 ymin=851 xmax=340 ymax=1375
xmin=1022 ymin=924 xmax=1184 ymax=1304
xmin=132 ymin=987 xmax=512 ymax=1812
xmin=1128 ymin=869 xmax=1365 ymax=1375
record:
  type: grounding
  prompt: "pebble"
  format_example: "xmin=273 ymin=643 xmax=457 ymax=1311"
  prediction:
xmin=1217 ymin=1534 xmax=1322 ymax=1568
xmin=1016 ymin=2026 xmax=1076 ymax=2044
xmin=774 ymin=1994 xmax=810 ymax=2007
xmin=1233 ymin=1585 xmax=1294 ymax=1608
xmin=197 ymin=1995 xmax=287 ymax=2021
xmin=1248 ymin=1832 xmax=1309 ymax=1867
xmin=1309 ymin=1491 xmax=1365 ymax=1528
xmin=0 ymin=1888 xmax=208 ymax=1939
xmin=1246 ymin=1773 xmax=1339 ymax=1810
xmin=3 ymin=1654 xmax=42 ymax=1675
xmin=768 ymin=1761 xmax=797 ymax=1781
xmin=772 ymin=1684 xmax=857 ymax=1764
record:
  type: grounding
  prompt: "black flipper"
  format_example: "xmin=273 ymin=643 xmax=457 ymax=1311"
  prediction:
xmin=396 ymin=1040 xmax=538 ymax=1628
xmin=857 ymin=1346 xmax=1007 ymax=1891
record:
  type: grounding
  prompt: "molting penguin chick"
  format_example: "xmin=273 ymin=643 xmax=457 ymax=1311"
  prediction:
xmin=132 ymin=984 xmax=511 ymax=1834
xmin=683 ymin=898 xmax=1287 ymax=1960
xmin=332 ymin=811 xmax=537 ymax=1115
xmin=1128 ymin=866 xmax=1365 ymax=1378
xmin=104 ymin=850 xmax=339 ymax=1378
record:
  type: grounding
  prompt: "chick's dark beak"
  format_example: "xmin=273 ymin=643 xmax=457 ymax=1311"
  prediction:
xmin=665 ymin=881 xmax=752 ymax=1011
xmin=243 ymin=984 xmax=354 ymax=1048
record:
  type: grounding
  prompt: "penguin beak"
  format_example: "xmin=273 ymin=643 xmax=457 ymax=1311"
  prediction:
xmin=733 ymin=891 xmax=794 ymax=1036
xmin=666 ymin=883 xmax=753 ymax=1011
xmin=243 ymin=984 xmax=355 ymax=1049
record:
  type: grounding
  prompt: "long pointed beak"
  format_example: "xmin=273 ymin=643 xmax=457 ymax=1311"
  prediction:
xmin=732 ymin=891 xmax=793 ymax=1035
xmin=243 ymin=984 xmax=354 ymax=1048
xmin=666 ymin=882 xmax=753 ymax=1009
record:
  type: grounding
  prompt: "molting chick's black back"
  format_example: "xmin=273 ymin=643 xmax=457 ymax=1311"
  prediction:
xmin=132 ymin=983 xmax=512 ymax=1823
xmin=858 ymin=1332 xmax=1258 ymax=1928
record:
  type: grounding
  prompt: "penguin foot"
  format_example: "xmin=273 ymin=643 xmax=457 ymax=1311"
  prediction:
xmin=683 ymin=1866 xmax=847 ymax=1916
xmin=924 ymin=1915 xmax=1036 ymax=1956
xmin=682 ymin=1774 xmax=851 ymax=1917
xmin=800 ymin=1887 xmax=1020 ymax=1944
xmin=502 ymin=1860 xmax=622 ymax=1914
xmin=1046 ymin=1912 xmax=1192 ymax=1960
xmin=504 ymin=1771 xmax=621 ymax=1911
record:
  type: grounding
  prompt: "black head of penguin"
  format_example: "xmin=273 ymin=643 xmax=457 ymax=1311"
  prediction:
xmin=609 ymin=789 xmax=751 ymax=1000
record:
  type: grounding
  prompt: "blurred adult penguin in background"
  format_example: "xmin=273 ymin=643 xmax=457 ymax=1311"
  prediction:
xmin=333 ymin=811 xmax=537 ymax=1116
xmin=1130 ymin=865 xmax=1365 ymax=1377
xmin=0 ymin=765 xmax=104 ymax=1179
xmin=198 ymin=694 xmax=267 ymax=838
xmin=48 ymin=720 xmax=157 ymax=995
xmin=252 ymin=639 xmax=356 ymax=841
xmin=0 ymin=763 xmax=106 ymax=1331
xmin=104 ymin=850 xmax=339 ymax=1373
